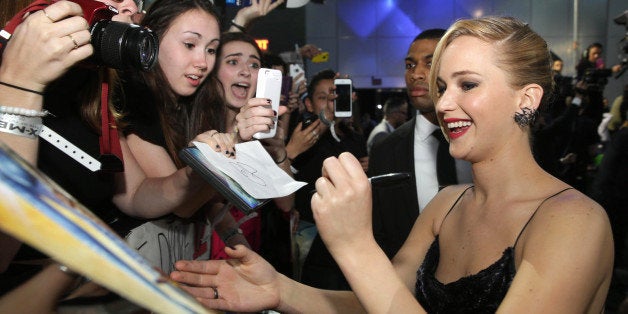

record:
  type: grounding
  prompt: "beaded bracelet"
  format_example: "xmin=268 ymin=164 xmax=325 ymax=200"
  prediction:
xmin=0 ymin=105 xmax=50 ymax=117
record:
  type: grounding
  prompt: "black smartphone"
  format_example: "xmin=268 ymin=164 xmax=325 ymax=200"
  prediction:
xmin=301 ymin=111 xmax=318 ymax=130
xmin=281 ymin=76 xmax=292 ymax=106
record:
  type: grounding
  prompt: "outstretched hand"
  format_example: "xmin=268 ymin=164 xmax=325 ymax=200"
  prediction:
xmin=170 ymin=245 xmax=281 ymax=312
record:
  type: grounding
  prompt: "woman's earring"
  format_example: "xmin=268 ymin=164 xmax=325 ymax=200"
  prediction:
xmin=514 ymin=107 xmax=537 ymax=127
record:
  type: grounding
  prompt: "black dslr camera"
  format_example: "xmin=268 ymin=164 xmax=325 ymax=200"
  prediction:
xmin=0 ymin=0 xmax=158 ymax=71
xmin=582 ymin=68 xmax=612 ymax=92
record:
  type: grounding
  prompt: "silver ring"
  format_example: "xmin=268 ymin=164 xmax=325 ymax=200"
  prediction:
xmin=212 ymin=287 xmax=219 ymax=299
xmin=312 ymin=130 xmax=317 ymax=136
xmin=42 ymin=9 xmax=55 ymax=23
xmin=68 ymin=34 xmax=79 ymax=50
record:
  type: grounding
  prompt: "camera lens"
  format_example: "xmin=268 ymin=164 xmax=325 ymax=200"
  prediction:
xmin=90 ymin=20 xmax=158 ymax=71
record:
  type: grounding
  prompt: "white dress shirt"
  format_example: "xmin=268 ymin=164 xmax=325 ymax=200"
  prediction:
xmin=413 ymin=114 xmax=473 ymax=213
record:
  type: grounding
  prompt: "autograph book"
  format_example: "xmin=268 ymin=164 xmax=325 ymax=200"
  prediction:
xmin=179 ymin=141 xmax=306 ymax=215
xmin=0 ymin=143 xmax=218 ymax=314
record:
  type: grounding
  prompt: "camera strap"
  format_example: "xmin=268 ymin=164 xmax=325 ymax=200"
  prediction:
xmin=38 ymin=73 xmax=124 ymax=173
xmin=98 ymin=72 xmax=124 ymax=172
xmin=0 ymin=0 xmax=51 ymax=57
xmin=38 ymin=74 xmax=124 ymax=173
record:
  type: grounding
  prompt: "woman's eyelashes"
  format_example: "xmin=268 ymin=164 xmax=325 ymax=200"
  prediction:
xmin=461 ymin=81 xmax=478 ymax=91
xmin=225 ymin=58 xmax=260 ymax=69
xmin=435 ymin=80 xmax=477 ymax=96
xmin=436 ymin=83 xmax=446 ymax=96
xmin=183 ymin=41 xmax=217 ymax=55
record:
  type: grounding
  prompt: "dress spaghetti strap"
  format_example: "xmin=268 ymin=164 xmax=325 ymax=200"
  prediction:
xmin=439 ymin=185 xmax=474 ymax=230
xmin=513 ymin=187 xmax=574 ymax=249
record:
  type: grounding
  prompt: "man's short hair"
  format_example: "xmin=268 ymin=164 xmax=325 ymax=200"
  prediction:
xmin=307 ymin=69 xmax=336 ymax=101
xmin=413 ymin=28 xmax=447 ymax=42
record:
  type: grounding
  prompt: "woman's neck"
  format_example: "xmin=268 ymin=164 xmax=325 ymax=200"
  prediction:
xmin=470 ymin=139 xmax=549 ymax=201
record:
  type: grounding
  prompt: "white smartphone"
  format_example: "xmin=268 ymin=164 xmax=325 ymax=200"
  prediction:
xmin=289 ymin=64 xmax=306 ymax=88
xmin=253 ymin=68 xmax=283 ymax=139
xmin=334 ymin=78 xmax=352 ymax=118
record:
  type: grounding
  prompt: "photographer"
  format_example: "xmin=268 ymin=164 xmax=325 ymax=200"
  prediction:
xmin=575 ymin=43 xmax=623 ymax=125
xmin=533 ymin=80 xmax=600 ymax=194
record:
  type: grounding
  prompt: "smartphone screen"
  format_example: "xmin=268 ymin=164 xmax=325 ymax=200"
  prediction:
xmin=334 ymin=79 xmax=352 ymax=117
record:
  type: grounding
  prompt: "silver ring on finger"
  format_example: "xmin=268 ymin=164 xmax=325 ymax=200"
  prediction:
xmin=212 ymin=287 xmax=219 ymax=299
xmin=68 ymin=34 xmax=79 ymax=50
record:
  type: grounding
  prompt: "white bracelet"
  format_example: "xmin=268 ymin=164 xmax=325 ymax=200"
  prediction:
xmin=0 ymin=113 xmax=42 ymax=139
xmin=0 ymin=105 xmax=51 ymax=117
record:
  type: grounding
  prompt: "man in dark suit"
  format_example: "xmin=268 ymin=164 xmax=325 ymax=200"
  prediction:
xmin=368 ymin=29 xmax=473 ymax=259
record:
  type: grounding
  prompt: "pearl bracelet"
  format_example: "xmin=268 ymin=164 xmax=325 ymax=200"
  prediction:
xmin=0 ymin=105 xmax=50 ymax=117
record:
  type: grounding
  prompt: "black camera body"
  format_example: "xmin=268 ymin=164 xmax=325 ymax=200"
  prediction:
xmin=582 ymin=68 xmax=612 ymax=91
xmin=0 ymin=0 xmax=158 ymax=71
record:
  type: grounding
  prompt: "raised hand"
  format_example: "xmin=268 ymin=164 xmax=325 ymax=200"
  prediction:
xmin=235 ymin=98 xmax=288 ymax=141
xmin=285 ymin=119 xmax=321 ymax=160
xmin=311 ymin=153 xmax=373 ymax=257
xmin=231 ymin=0 xmax=285 ymax=31
xmin=0 ymin=1 xmax=92 ymax=93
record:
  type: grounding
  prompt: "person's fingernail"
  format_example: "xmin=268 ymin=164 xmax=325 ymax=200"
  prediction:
xmin=225 ymin=150 xmax=230 ymax=154
xmin=230 ymin=152 xmax=235 ymax=157
xmin=273 ymin=110 xmax=278 ymax=116
xmin=266 ymin=98 xmax=271 ymax=104
xmin=215 ymin=144 xmax=220 ymax=149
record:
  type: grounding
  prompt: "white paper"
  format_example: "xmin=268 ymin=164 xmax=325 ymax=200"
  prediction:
xmin=193 ymin=141 xmax=306 ymax=199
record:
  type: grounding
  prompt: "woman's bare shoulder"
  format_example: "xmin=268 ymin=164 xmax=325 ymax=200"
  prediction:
xmin=520 ymin=187 xmax=612 ymax=259
xmin=534 ymin=188 xmax=609 ymax=227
